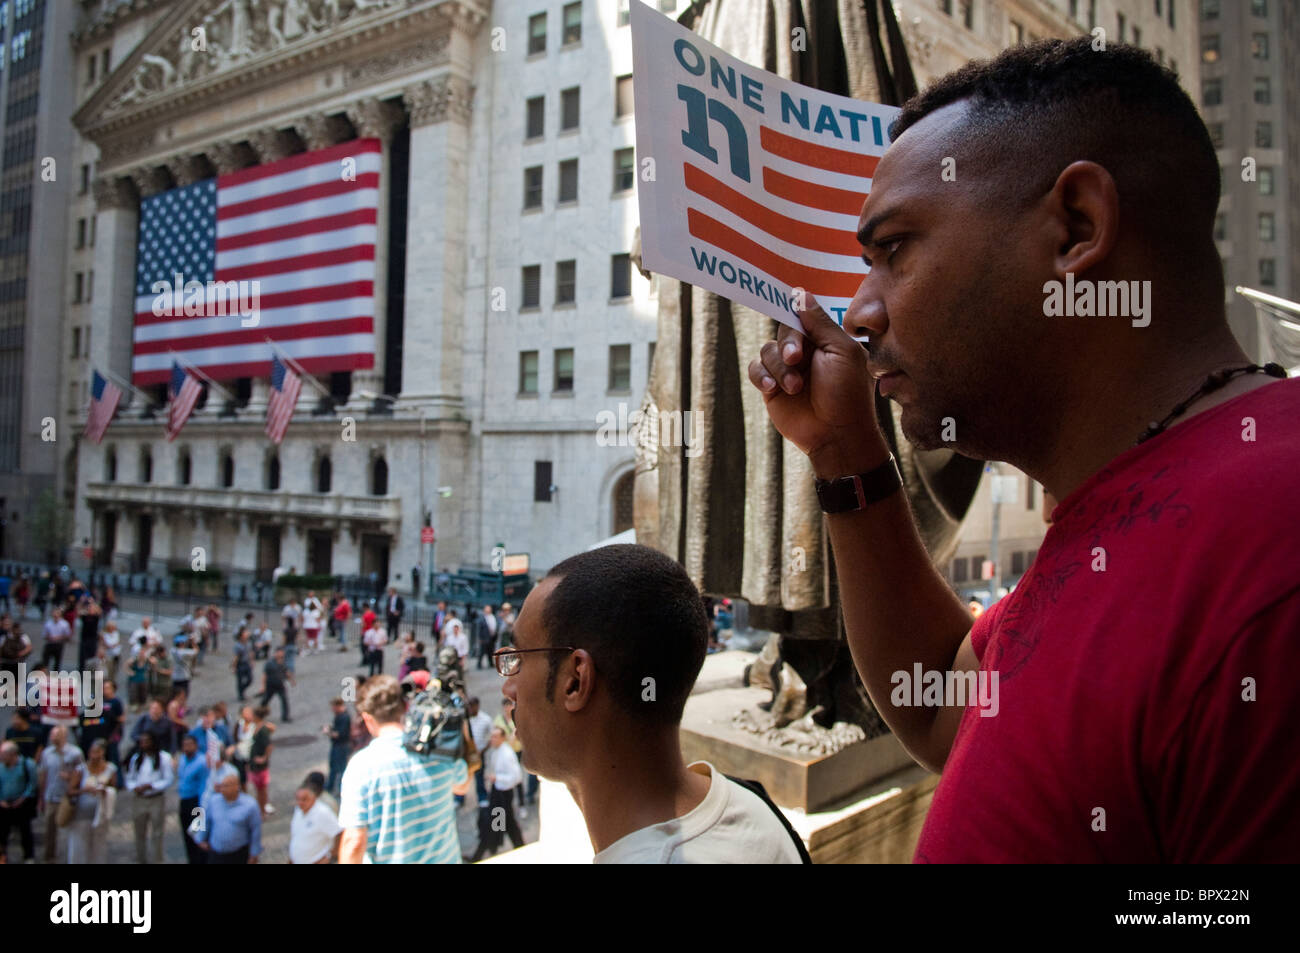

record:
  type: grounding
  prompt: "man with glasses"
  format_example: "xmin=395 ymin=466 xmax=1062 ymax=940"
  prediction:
xmin=495 ymin=544 xmax=802 ymax=863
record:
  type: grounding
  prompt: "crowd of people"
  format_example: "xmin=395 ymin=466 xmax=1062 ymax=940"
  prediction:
xmin=0 ymin=569 xmax=541 ymax=864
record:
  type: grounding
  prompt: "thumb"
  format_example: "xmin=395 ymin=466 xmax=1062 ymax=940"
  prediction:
xmin=795 ymin=294 xmax=853 ymax=350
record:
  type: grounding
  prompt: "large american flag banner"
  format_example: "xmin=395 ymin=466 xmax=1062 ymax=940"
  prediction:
xmin=83 ymin=370 xmax=122 ymax=445
xmin=265 ymin=355 xmax=303 ymax=445
xmin=166 ymin=362 xmax=203 ymax=441
xmin=132 ymin=139 xmax=380 ymax=386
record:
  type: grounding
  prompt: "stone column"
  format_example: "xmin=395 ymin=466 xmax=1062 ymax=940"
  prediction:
xmin=400 ymin=75 xmax=473 ymax=409
xmin=89 ymin=176 xmax=140 ymax=407
xmin=206 ymin=141 xmax=257 ymax=176
xmin=295 ymin=113 xmax=351 ymax=152
xmin=248 ymin=128 xmax=299 ymax=165
xmin=166 ymin=154 xmax=214 ymax=187
xmin=345 ymin=97 xmax=406 ymax=402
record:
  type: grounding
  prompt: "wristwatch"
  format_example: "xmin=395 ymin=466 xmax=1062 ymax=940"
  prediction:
xmin=814 ymin=455 xmax=902 ymax=514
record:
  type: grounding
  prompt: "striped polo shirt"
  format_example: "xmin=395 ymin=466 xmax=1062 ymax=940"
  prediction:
xmin=338 ymin=728 xmax=468 ymax=864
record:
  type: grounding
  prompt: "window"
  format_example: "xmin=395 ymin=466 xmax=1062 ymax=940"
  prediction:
xmin=523 ymin=165 xmax=543 ymax=209
xmin=939 ymin=0 xmax=954 ymax=14
xmin=1011 ymin=551 xmax=1026 ymax=576
xmin=1259 ymin=259 xmax=1276 ymax=286
xmin=1220 ymin=164 xmax=1228 ymax=195
xmin=105 ymin=448 xmax=117 ymax=482
xmin=89 ymin=216 xmax=96 ymax=247
xmin=12 ymin=30 xmax=30 ymax=62
xmin=614 ymin=148 xmax=635 ymax=192
xmin=556 ymin=260 xmax=576 ymax=304
xmin=521 ymin=264 xmax=541 ymax=308
xmin=1155 ymin=46 xmax=1164 ymax=64
xmin=140 ymin=448 xmax=153 ymax=484
xmin=1252 ymin=33 xmax=1269 ymax=59
xmin=1201 ymin=0 xmax=1219 ymax=19
xmin=102 ymin=49 xmax=110 ymax=75
xmin=1202 ymin=78 xmax=1222 ymax=106
xmin=560 ymin=86 xmax=580 ymax=131
xmin=71 ymin=327 xmax=81 ymax=358
xmin=553 ymin=348 xmax=574 ymax=392
xmin=608 ymin=344 xmax=631 ymax=392
xmin=1256 ymin=121 xmax=1273 ymax=148
xmin=520 ymin=351 xmax=539 ymax=394
xmin=371 ymin=457 xmax=388 ymax=495
xmin=1169 ymin=0 xmax=1175 ymax=28
xmin=1259 ymin=213 xmax=1276 ymax=242
xmin=220 ymin=452 xmax=234 ymax=488
xmin=534 ymin=461 xmax=553 ymax=502
xmin=959 ymin=0 xmax=973 ymax=29
xmin=316 ymin=456 xmax=332 ymax=493
xmin=80 ymin=164 xmax=90 ymax=195
xmin=1207 ymin=122 xmax=1223 ymax=148
xmin=87 ymin=55 xmax=96 ymax=86
xmin=1026 ymin=480 xmax=1036 ymax=511
xmin=558 ymin=158 xmax=578 ymax=203
xmin=1155 ymin=0 xmax=1161 ymax=15
xmin=87 ymin=271 xmax=93 ymax=302
xmin=1259 ymin=167 xmax=1274 ymax=195
xmin=1214 ymin=213 xmax=1226 ymax=241
xmin=615 ymin=74 xmax=634 ymax=118
xmin=1117 ymin=13 xmax=1126 ymax=42
xmin=85 ymin=327 xmax=91 ymax=355
xmin=562 ymin=2 xmax=582 ymax=44
xmin=525 ymin=95 xmax=545 ymax=139
xmin=972 ymin=555 xmax=986 ymax=579
xmin=528 ymin=12 xmax=547 ymax=55
xmin=952 ymin=558 xmax=968 ymax=583
xmin=1132 ymin=26 xmax=1141 ymax=47
xmin=611 ymin=253 xmax=631 ymax=299
xmin=648 ymin=341 xmax=656 ymax=380
xmin=1250 ymin=0 xmax=1267 ymax=15
xmin=618 ymin=0 xmax=630 ymax=27
xmin=74 ymin=272 xmax=84 ymax=304
xmin=1088 ymin=0 xmax=1097 ymax=29
xmin=266 ymin=453 xmax=280 ymax=490
xmin=1254 ymin=77 xmax=1270 ymax=105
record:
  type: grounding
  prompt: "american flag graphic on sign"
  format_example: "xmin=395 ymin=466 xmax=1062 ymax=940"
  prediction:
xmin=166 ymin=362 xmax=203 ymax=442
xmin=83 ymin=370 xmax=122 ymax=445
xmin=132 ymin=139 xmax=380 ymax=386
xmin=265 ymin=355 xmax=303 ymax=446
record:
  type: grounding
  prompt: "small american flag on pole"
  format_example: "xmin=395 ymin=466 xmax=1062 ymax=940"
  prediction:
xmin=166 ymin=362 xmax=203 ymax=441
xmin=83 ymin=370 xmax=122 ymax=445
xmin=265 ymin=355 xmax=302 ymax=445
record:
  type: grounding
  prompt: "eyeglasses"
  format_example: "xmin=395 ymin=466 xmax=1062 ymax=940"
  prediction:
xmin=493 ymin=646 xmax=577 ymax=677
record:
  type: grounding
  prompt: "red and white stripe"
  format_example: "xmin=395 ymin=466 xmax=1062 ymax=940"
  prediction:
xmin=133 ymin=139 xmax=380 ymax=385
xmin=166 ymin=370 xmax=203 ymax=442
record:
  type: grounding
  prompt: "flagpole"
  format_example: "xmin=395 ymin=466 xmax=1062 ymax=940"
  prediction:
xmin=263 ymin=337 xmax=333 ymax=399
xmin=167 ymin=351 xmax=238 ymax=402
xmin=98 ymin=367 xmax=159 ymax=407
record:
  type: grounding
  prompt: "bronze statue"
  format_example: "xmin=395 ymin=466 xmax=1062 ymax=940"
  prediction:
xmin=633 ymin=0 xmax=983 ymax=739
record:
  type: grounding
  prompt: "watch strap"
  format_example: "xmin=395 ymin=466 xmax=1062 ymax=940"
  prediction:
xmin=814 ymin=455 xmax=902 ymax=514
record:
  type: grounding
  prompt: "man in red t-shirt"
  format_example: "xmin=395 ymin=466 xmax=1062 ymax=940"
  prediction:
xmin=748 ymin=38 xmax=1300 ymax=861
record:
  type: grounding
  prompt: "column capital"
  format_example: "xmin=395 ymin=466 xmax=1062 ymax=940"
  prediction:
xmin=294 ymin=113 xmax=352 ymax=151
xmin=206 ymin=141 xmax=257 ymax=175
xmin=92 ymin=175 xmax=138 ymax=210
xmin=345 ymin=97 xmax=406 ymax=143
xmin=165 ymin=153 xmax=214 ymax=186
xmin=403 ymin=75 xmax=474 ymax=128
xmin=249 ymin=128 xmax=299 ymax=164
xmin=128 ymin=166 xmax=171 ymax=199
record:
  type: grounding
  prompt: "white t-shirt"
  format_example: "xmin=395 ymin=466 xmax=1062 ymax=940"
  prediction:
xmin=301 ymin=607 xmax=322 ymax=631
xmin=592 ymin=762 xmax=804 ymax=865
xmin=468 ymin=712 xmax=493 ymax=751
xmin=290 ymin=799 xmax=341 ymax=865
xmin=101 ymin=628 xmax=121 ymax=657
xmin=442 ymin=620 xmax=468 ymax=658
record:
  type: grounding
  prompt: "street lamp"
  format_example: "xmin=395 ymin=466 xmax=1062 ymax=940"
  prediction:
xmin=359 ymin=391 xmax=429 ymax=597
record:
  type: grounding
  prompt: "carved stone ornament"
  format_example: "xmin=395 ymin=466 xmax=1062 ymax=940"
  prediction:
xmin=294 ymin=112 xmax=352 ymax=151
xmin=129 ymin=166 xmax=172 ymax=198
xmin=207 ymin=140 xmax=257 ymax=175
xmin=403 ymin=74 xmax=474 ymax=127
xmin=345 ymin=34 xmax=452 ymax=88
xmin=249 ymin=127 xmax=298 ymax=164
xmin=92 ymin=176 xmax=139 ymax=211
xmin=345 ymin=97 xmax=406 ymax=142
xmin=102 ymin=0 xmax=409 ymax=116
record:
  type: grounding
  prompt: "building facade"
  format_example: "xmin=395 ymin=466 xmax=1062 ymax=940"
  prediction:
xmin=22 ymin=0 xmax=1207 ymax=594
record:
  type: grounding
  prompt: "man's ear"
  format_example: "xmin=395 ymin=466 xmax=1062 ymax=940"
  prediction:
xmin=562 ymin=649 xmax=597 ymax=714
xmin=1047 ymin=160 xmax=1120 ymax=280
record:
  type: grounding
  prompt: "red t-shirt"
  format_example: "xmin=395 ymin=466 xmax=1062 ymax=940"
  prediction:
xmin=916 ymin=377 xmax=1300 ymax=862
xmin=362 ymin=609 xmax=376 ymax=631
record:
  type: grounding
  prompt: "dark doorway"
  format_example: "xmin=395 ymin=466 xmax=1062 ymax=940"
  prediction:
xmin=360 ymin=534 xmax=390 ymax=589
xmin=136 ymin=514 xmax=153 ymax=572
xmin=307 ymin=530 xmax=332 ymax=576
xmin=257 ymin=526 xmax=282 ymax=582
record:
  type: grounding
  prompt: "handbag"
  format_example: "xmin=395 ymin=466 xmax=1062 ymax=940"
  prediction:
xmin=56 ymin=795 xmax=77 ymax=828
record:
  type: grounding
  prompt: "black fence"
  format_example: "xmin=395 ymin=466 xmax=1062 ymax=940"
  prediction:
xmin=0 ymin=561 xmax=528 ymax=644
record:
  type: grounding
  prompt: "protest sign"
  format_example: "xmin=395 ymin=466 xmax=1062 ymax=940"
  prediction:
xmin=631 ymin=1 xmax=899 ymax=333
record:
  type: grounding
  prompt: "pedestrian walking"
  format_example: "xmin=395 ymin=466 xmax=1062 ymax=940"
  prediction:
xmin=64 ymin=739 xmax=117 ymax=865
xmin=196 ymin=773 xmax=262 ymax=864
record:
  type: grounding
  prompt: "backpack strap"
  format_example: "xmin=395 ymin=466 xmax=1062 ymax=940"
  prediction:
xmin=725 ymin=774 xmax=811 ymax=864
